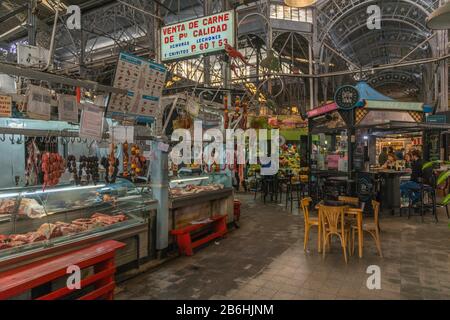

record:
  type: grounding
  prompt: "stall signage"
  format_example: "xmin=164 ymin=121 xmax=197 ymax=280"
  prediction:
xmin=335 ymin=85 xmax=360 ymax=111
xmin=0 ymin=95 xmax=12 ymax=117
xmin=161 ymin=10 xmax=235 ymax=62
xmin=79 ymin=104 xmax=105 ymax=140
xmin=58 ymin=94 xmax=79 ymax=123
xmin=109 ymin=52 xmax=167 ymax=118
xmin=426 ymin=114 xmax=447 ymax=124
xmin=26 ymin=85 xmax=52 ymax=120
xmin=306 ymin=102 xmax=337 ymax=118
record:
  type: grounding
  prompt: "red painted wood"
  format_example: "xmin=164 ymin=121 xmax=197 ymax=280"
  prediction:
xmin=78 ymin=282 xmax=116 ymax=300
xmin=36 ymin=267 xmax=116 ymax=300
xmin=0 ymin=240 xmax=125 ymax=300
xmin=171 ymin=215 xmax=227 ymax=256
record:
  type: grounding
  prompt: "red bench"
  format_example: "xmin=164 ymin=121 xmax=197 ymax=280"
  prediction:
xmin=0 ymin=240 xmax=125 ymax=300
xmin=170 ymin=215 xmax=227 ymax=256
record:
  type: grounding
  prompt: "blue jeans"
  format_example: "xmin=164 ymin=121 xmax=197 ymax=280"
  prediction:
xmin=400 ymin=181 xmax=421 ymax=203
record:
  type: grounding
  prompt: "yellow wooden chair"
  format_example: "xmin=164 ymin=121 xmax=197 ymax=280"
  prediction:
xmin=319 ymin=204 xmax=351 ymax=263
xmin=351 ymin=200 xmax=383 ymax=257
xmin=300 ymin=197 xmax=321 ymax=253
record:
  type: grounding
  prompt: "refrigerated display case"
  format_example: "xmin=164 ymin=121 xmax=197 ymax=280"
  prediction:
xmin=168 ymin=173 xmax=234 ymax=231
xmin=0 ymin=179 xmax=157 ymax=272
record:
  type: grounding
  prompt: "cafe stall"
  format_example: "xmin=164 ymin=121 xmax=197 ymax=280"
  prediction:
xmin=307 ymin=81 xmax=450 ymax=210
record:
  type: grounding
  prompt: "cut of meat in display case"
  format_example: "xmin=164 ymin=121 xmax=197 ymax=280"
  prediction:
xmin=169 ymin=173 xmax=232 ymax=198
xmin=0 ymin=178 xmax=152 ymax=260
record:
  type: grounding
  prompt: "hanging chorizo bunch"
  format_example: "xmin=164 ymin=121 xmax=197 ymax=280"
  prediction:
xmin=101 ymin=144 xmax=119 ymax=184
xmin=67 ymin=155 xmax=78 ymax=184
xmin=130 ymin=144 xmax=147 ymax=180
xmin=41 ymin=152 xmax=65 ymax=189
xmin=122 ymin=141 xmax=129 ymax=177
xmin=87 ymin=157 xmax=100 ymax=184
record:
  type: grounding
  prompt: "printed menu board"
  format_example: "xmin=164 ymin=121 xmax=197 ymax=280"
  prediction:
xmin=0 ymin=95 xmax=12 ymax=117
xmin=109 ymin=52 xmax=167 ymax=118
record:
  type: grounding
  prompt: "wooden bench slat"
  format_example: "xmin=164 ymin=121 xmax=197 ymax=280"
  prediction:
xmin=36 ymin=267 xmax=116 ymax=300
xmin=0 ymin=240 xmax=125 ymax=300
xmin=78 ymin=282 xmax=116 ymax=300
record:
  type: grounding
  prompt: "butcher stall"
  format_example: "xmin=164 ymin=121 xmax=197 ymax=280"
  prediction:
xmin=168 ymin=173 xmax=234 ymax=237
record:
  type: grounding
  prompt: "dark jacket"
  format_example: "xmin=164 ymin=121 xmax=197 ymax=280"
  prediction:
xmin=410 ymin=159 xmax=423 ymax=183
xmin=378 ymin=152 xmax=388 ymax=166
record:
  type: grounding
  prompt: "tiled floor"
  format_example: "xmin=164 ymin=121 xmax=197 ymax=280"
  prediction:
xmin=116 ymin=194 xmax=450 ymax=300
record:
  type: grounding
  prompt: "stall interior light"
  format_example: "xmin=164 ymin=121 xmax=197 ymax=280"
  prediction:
xmin=171 ymin=177 xmax=209 ymax=184
xmin=0 ymin=184 xmax=106 ymax=200
xmin=364 ymin=136 xmax=369 ymax=140
xmin=284 ymin=0 xmax=317 ymax=8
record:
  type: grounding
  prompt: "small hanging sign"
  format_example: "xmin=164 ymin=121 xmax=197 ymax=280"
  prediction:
xmin=58 ymin=94 xmax=79 ymax=123
xmin=79 ymin=104 xmax=105 ymax=140
xmin=26 ymin=85 xmax=52 ymax=120
xmin=335 ymin=85 xmax=360 ymax=111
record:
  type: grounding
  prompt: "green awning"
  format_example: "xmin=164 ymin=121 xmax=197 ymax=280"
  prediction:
xmin=280 ymin=129 xmax=308 ymax=141
xmin=365 ymin=100 xmax=424 ymax=112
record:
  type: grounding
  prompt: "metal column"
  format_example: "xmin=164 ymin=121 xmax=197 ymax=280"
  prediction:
xmin=150 ymin=139 xmax=169 ymax=252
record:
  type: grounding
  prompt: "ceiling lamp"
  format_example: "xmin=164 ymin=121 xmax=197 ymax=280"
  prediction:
xmin=426 ymin=1 xmax=450 ymax=30
xmin=284 ymin=0 xmax=317 ymax=7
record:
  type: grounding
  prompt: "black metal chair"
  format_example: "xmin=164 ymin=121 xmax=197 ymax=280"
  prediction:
xmin=285 ymin=176 xmax=306 ymax=212
xmin=406 ymin=168 xmax=440 ymax=222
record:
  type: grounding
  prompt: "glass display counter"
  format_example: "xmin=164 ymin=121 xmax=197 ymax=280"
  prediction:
xmin=0 ymin=179 xmax=155 ymax=264
xmin=168 ymin=173 xmax=234 ymax=230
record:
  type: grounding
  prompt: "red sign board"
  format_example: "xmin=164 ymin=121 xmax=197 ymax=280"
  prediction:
xmin=306 ymin=102 xmax=338 ymax=118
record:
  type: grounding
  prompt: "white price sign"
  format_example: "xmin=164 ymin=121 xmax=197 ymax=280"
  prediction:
xmin=79 ymin=104 xmax=105 ymax=140
xmin=111 ymin=126 xmax=134 ymax=143
xmin=58 ymin=94 xmax=79 ymax=123
xmin=161 ymin=10 xmax=235 ymax=62
xmin=26 ymin=85 xmax=52 ymax=120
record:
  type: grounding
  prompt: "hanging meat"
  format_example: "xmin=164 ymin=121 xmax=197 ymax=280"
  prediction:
xmin=41 ymin=152 xmax=65 ymax=189
xmin=122 ymin=141 xmax=129 ymax=177
xmin=67 ymin=155 xmax=79 ymax=184
xmin=101 ymin=144 xmax=119 ymax=184
xmin=25 ymin=139 xmax=40 ymax=186
xmin=130 ymin=144 xmax=147 ymax=180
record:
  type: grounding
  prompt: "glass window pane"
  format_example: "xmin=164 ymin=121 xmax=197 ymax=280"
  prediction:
xmin=284 ymin=6 xmax=291 ymax=20
xmin=276 ymin=5 xmax=283 ymax=19
xmin=307 ymin=8 xmax=313 ymax=23
xmin=299 ymin=8 xmax=306 ymax=22
xmin=270 ymin=4 xmax=276 ymax=18
xmin=291 ymin=8 xmax=299 ymax=21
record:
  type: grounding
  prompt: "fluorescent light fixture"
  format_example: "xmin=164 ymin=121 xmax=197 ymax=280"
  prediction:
xmin=171 ymin=177 xmax=209 ymax=184
xmin=284 ymin=0 xmax=317 ymax=8
xmin=0 ymin=184 xmax=106 ymax=200
xmin=426 ymin=2 xmax=450 ymax=29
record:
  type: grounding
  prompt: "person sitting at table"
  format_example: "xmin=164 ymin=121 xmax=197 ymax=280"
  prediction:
xmin=400 ymin=150 xmax=423 ymax=204
xmin=404 ymin=152 xmax=412 ymax=169
xmin=382 ymin=153 xmax=397 ymax=169
xmin=378 ymin=147 xmax=388 ymax=166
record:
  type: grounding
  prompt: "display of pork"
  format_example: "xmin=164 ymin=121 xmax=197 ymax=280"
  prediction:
xmin=170 ymin=183 xmax=224 ymax=198
xmin=0 ymin=212 xmax=128 ymax=251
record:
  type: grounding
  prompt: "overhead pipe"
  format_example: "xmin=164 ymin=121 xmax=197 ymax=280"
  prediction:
xmin=42 ymin=6 xmax=59 ymax=71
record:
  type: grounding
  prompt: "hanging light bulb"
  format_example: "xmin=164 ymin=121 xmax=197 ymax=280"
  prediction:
xmin=284 ymin=0 xmax=317 ymax=7
xmin=426 ymin=1 xmax=450 ymax=30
